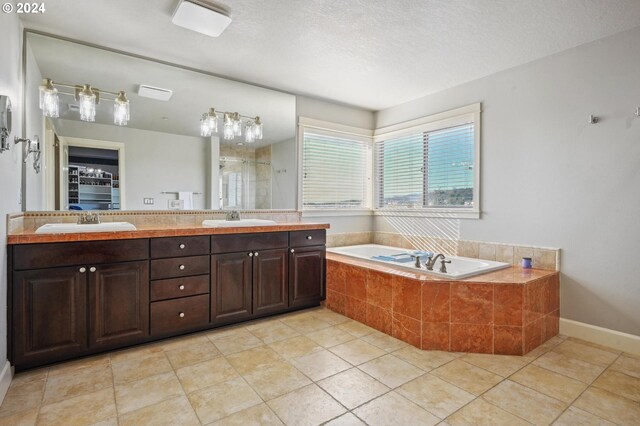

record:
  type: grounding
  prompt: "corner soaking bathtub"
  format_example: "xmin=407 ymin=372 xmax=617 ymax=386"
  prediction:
xmin=327 ymin=244 xmax=510 ymax=279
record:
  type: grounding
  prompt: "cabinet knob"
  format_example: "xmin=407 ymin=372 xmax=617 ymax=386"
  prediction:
xmin=248 ymin=252 xmax=254 ymax=257
xmin=179 ymin=312 xmax=185 ymax=318
xmin=179 ymin=264 xmax=185 ymax=270
xmin=306 ymin=235 xmax=313 ymax=240
xmin=79 ymin=267 xmax=86 ymax=273
xmin=254 ymin=252 xmax=259 ymax=257
xmin=290 ymin=249 xmax=295 ymax=253
xmin=89 ymin=267 xmax=97 ymax=273
xmin=179 ymin=243 xmax=185 ymax=249
xmin=179 ymin=284 xmax=185 ymax=290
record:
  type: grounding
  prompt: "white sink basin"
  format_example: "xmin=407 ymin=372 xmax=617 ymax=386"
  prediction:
xmin=35 ymin=222 xmax=137 ymax=234
xmin=202 ymin=219 xmax=277 ymax=228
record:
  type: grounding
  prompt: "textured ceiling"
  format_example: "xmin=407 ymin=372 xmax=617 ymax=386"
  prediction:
xmin=20 ymin=0 xmax=640 ymax=110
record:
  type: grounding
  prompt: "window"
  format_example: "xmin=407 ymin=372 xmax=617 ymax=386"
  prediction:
xmin=303 ymin=130 xmax=371 ymax=209
xmin=375 ymin=104 xmax=479 ymax=215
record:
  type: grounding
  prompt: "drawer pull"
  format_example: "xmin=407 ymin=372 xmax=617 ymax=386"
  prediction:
xmin=306 ymin=235 xmax=313 ymax=240
xmin=254 ymin=252 xmax=259 ymax=257
xmin=90 ymin=267 xmax=97 ymax=273
xmin=290 ymin=249 xmax=295 ymax=253
xmin=179 ymin=243 xmax=186 ymax=249
xmin=79 ymin=267 xmax=86 ymax=273
xmin=179 ymin=284 xmax=185 ymax=290
xmin=179 ymin=264 xmax=185 ymax=270
xmin=248 ymin=252 xmax=254 ymax=257
xmin=179 ymin=312 xmax=185 ymax=318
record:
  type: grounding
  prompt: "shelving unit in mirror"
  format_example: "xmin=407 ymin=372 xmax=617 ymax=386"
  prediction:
xmin=68 ymin=166 xmax=118 ymax=210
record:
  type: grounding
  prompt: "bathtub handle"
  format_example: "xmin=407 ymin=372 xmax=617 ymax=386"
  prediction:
xmin=409 ymin=255 xmax=422 ymax=269
xmin=440 ymin=259 xmax=452 ymax=274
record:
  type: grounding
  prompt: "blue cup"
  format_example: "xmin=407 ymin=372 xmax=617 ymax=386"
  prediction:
xmin=522 ymin=257 xmax=533 ymax=269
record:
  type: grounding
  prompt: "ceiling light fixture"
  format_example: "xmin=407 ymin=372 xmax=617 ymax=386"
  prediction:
xmin=200 ymin=108 xmax=263 ymax=143
xmin=38 ymin=78 xmax=131 ymax=126
xmin=172 ymin=0 xmax=232 ymax=38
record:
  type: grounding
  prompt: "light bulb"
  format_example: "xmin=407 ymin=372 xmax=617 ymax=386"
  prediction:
xmin=78 ymin=85 xmax=96 ymax=122
xmin=113 ymin=91 xmax=130 ymax=126
xmin=39 ymin=78 xmax=59 ymax=118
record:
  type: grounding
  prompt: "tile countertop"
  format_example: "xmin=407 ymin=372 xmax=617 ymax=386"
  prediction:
xmin=327 ymin=252 xmax=557 ymax=284
xmin=7 ymin=223 xmax=330 ymax=245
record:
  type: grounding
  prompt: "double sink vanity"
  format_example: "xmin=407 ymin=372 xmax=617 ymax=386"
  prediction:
xmin=7 ymin=219 xmax=328 ymax=370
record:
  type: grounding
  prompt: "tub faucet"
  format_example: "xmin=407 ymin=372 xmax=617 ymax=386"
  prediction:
xmin=78 ymin=212 xmax=100 ymax=224
xmin=425 ymin=254 xmax=445 ymax=271
xmin=409 ymin=255 xmax=422 ymax=268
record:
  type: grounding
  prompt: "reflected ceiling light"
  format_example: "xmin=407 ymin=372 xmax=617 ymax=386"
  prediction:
xmin=201 ymin=108 xmax=263 ymax=143
xmin=172 ymin=0 xmax=232 ymax=38
xmin=37 ymin=78 xmax=131 ymax=126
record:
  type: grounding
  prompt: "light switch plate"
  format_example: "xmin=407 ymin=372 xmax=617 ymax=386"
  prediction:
xmin=143 ymin=198 xmax=154 ymax=205
xmin=168 ymin=199 xmax=184 ymax=210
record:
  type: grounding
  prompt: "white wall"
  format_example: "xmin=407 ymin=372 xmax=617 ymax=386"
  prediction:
xmin=0 ymin=11 xmax=23 ymax=395
xmin=296 ymin=95 xmax=375 ymax=233
xmin=375 ymin=27 xmax=640 ymax=336
xmin=52 ymin=120 xmax=210 ymax=210
xmin=271 ymin=137 xmax=296 ymax=209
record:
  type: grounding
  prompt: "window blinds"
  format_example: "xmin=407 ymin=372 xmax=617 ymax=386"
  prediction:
xmin=376 ymin=122 xmax=475 ymax=209
xmin=303 ymin=132 xmax=369 ymax=209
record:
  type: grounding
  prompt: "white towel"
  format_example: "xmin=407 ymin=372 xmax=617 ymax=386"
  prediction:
xmin=178 ymin=191 xmax=194 ymax=210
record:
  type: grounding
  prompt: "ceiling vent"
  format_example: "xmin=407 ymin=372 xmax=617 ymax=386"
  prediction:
xmin=137 ymin=85 xmax=173 ymax=101
xmin=171 ymin=0 xmax=232 ymax=37
xmin=68 ymin=104 xmax=79 ymax=112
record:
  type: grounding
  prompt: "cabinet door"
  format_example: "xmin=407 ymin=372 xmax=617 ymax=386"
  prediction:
xmin=211 ymin=252 xmax=252 ymax=324
xmin=253 ymin=249 xmax=288 ymax=316
xmin=13 ymin=266 xmax=87 ymax=368
xmin=89 ymin=261 xmax=149 ymax=350
xmin=289 ymin=246 xmax=326 ymax=309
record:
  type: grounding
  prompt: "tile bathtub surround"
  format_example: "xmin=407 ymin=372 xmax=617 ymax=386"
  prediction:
xmin=1 ymin=307 xmax=634 ymax=426
xmin=373 ymin=232 xmax=561 ymax=271
xmin=326 ymin=256 xmax=560 ymax=356
xmin=7 ymin=210 xmax=302 ymax=234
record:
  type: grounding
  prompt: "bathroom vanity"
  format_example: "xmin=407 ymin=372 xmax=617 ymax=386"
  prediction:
xmin=7 ymin=224 xmax=328 ymax=370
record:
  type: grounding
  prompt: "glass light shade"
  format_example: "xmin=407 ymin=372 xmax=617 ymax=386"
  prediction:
xmin=244 ymin=122 xmax=255 ymax=143
xmin=232 ymin=113 xmax=242 ymax=136
xmin=113 ymin=99 xmax=130 ymax=126
xmin=200 ymin=114 xmax=212 ymax=136
xmin=78 ymin=87 xmax=96 ymax=122
xmin=253 ymin=118 xmax=263 ymax=140
xmin=39 ymin=84 xmax=59 ymax=118
xmin=223 ymin=113 xmax=234 ymax=140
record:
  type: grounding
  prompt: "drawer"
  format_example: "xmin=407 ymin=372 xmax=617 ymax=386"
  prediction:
xmin=150 ymin=255 xmax=209 ymax=280
xmin=211 ymin=232 xmax=288 ymax=254
xmin=151 ymin=275 xmax=209 ymax=301
xmin=290 ymin=230 xmax=326 ymax=248
xmin=151 ymin=294 xmax=209 ymax=336
xmin=13 ymin=239 xmax=149 ymax=270
xmin=150 ymin=236 xmax=210 ymax=259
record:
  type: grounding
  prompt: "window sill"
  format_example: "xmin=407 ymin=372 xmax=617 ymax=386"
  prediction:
xmin=373 ymin=209 xmax=480 ymax=219
xmin=302 ymin=209 xmax=374 ymax=218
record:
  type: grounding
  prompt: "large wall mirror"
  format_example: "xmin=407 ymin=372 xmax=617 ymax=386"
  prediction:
xmin=23 ymin=32 xmax=297 ymax=212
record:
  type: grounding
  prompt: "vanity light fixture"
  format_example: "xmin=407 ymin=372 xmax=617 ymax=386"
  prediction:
xmin=38 ymin=78 xmax=131 ymax=126
xmin=200 ymin=108 xmax=263 ymax=143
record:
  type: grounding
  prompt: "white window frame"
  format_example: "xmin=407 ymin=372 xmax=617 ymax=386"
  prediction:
xmin=298 ymin=117 xmax=374 ymax=216
xmin=373 ymin=103 xmax=481 ymax=219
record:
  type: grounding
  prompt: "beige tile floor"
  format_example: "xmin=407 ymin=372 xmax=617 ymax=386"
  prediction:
xmin=1 ymin=306 xmax=639 ymax=426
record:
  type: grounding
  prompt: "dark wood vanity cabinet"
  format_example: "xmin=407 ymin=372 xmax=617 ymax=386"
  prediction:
xmin=89 ymin=261 xmax=149 ymax=350
xmin=9 ymin=229 xmax=326 ymax=370
xmin=13 ymin=266 xmax=88 ymax=368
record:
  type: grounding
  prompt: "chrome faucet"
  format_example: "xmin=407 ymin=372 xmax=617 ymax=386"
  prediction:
xmin=225 ymin=210 xmax=240 ymax=221
xmin=78 ymin=212 xmax=101 ymax=225
xmin=425 ymin=254 xmax=445 ymax=271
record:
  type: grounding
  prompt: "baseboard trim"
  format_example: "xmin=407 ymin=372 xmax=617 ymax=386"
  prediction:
xmin=0 ymin=360 xmax=12 ymax=404
xmin=560 ymin=318 xmax=640 ymax=355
